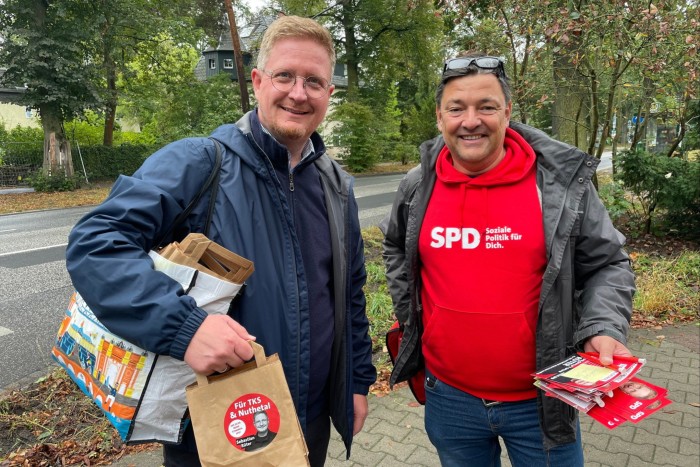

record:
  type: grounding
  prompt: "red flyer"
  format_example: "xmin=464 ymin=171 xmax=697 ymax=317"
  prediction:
xmin=596 ymin=378 xmax=671 ymax=423
xmin=534 ymin=354 xmax=671 ymax=429
xmin=534 ymin=353 xmax=645 ymax=395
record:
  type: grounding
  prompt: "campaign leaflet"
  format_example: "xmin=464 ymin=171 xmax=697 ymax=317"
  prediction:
xmin=533 ymin=353 xmax=671 ymax=429
xmin=534 ymin=353 xmax=646 ymax=395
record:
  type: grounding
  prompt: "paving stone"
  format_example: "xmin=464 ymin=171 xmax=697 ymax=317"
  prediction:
xmin=653 ymin=445 xmax=700 ymax=467
xmin=653 ymin=353 xmax=689 ymax=365
xmin=681 ymin=410 xmax=700 ymax=429
xmin=344 ymin=442 xmax=387 ymax=466
xmin=403 ymin=445 xmax=439 ymax=466
xmin=670 ymin=359 xmax=694 ymax=372
xmin=644 ymin=359 xmax=673 ymax=372
xmin=608 ymin=433 xmax=655 ymax=459
xmin=679 ymin=436 xmax=700 ymax=457
xmin=351 ymin=428 xmax=381 ymax=451
xmin=369 ymin=435 xmax=415 ymax=461
xmin=371 ymin=419 xmax=414 ymax=443
xmin=633 ymin=425 xmax=677 ymax=451
xmin=584 ymin=445 xmax=630 ymax=466
xmin=583 ymin=430 xmax=612 ymax=451
xmin=402 ymin=428 xmax=435 ymax=452
xmin=652 ymin=408 xmax=683 ymax=429
xmin=373 ymin=453 xmax=416 ymax=467
xmin=657 ymin=420 xmax=699 ymax=442
xmin=650 ymin=368 xmax=691 ymax=384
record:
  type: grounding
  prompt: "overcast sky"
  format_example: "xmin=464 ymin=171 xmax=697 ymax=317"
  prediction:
xmin=244 ymin=0 xmax=269 ymax=12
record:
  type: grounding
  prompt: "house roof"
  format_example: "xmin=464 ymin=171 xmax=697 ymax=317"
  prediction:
xmin=194 ymin=13 xmax=347 ymax=88
xmin=0 ymin=68 xmax=26 ymax=104
xmin=203 ymin=14 xmax=277 ymax=55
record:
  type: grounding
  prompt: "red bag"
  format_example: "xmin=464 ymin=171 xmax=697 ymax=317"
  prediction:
xmin=385 ymin=321 xmax=426 ymax=405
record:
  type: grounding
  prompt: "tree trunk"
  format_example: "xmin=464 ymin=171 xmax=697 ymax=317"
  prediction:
xmin=41 ymin=109 xmax=73 ymax=177
xmin=225 ymin=0 xmax=250 ymax=113
xmin=551 ymin=49 xmax=588 ymax=150
xmin=342 ymin=2 xmax=360 ymax=99
xmin=665 ymin=90 xmax=691 ymax=158
xmin=103 ymin=53 xmax=117 ymax=146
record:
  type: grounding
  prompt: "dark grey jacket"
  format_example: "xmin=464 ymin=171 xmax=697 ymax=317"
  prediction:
xmin=382 ymin=122 xmax=635 ymax=447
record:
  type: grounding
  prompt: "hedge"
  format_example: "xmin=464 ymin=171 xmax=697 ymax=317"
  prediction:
xmin=0 ymin=142 xmax=160 ymax=185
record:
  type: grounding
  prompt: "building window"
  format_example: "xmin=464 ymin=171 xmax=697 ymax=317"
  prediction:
xmin=223 ymin=59 xmax=234 ymax=69
xmin=209 ymin=59 xmax=216 ymax=70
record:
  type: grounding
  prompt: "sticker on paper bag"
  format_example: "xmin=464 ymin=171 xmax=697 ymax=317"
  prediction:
xmin=225 ymin=393 xmax=280 ymax=452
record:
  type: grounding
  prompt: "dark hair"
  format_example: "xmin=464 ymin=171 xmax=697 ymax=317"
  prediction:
xmin=435 ymin=52 xmax=512 ymax=107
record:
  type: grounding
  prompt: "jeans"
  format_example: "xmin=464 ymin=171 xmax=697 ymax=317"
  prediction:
xmin=424 ymin=370 xmax=583 ymax=467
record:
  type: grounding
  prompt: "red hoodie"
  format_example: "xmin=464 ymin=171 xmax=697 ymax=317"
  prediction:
xmin=419 ymin=128 xmax=546 ymax=401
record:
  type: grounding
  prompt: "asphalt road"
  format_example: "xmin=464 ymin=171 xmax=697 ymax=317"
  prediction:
xmin=0 ymin=173 xmax=404 ymax=391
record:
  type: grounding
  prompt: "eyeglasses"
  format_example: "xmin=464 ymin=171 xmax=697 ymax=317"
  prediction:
xmin=443 ymin=56 xmax=505 ymax=74
xmin=262 ymin=69 xmax=331 ymax=99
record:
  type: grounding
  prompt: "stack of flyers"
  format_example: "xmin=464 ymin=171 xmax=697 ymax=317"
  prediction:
xmin=533 ymin=353 xmax=672 ymax=429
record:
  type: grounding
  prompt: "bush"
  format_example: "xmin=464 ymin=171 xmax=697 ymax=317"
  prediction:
xmin=597 ymin=174 xmax=632 ymax=223
xmin=28 ymin=170 xmax=82 ymax=192
xmin=7 ymin=125 xmax=43 ymax=143
xmin=616 ymin=150 xmax=700 ymax=237
xmin=331 ymin=102 xmax=381 ymax=172
xmin=75 ymin=143 xmax=158 ymax=181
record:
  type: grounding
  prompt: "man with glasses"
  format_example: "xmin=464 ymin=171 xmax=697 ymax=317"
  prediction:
xmin=382 ymin=52 xmax=635 ymax=466
xmin=67 ymin=15 xmax=375 ymax=467
xmin=244 ymin=410 xmax=277 ymax=452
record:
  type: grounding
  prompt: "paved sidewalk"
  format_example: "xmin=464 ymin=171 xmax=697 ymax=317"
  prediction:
xmin=109 ymin=325 xmax=699 ymax=466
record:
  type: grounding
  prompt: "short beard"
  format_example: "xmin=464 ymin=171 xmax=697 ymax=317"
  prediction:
xmin=268 ymin=122 xmax=306 ymax=142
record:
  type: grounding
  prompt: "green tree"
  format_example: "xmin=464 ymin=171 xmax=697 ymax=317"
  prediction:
xmin=331 ymin=100 xmax=380 ymax=172
xmin=141 ymin=72 xmax=243 ymax=144
xmin=90 ymin=0 xmax=211 ymax=146
xmin=438 ymin=0 xmax=696 ymax=164
xmin=281 ymin=0 xmax=443 ymax=169
xmin=0 ymin=0 xmax=101 ymax=177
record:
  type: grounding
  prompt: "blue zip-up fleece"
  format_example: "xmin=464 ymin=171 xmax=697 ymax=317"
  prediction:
xmin=66 ymin=110 xmax=376 ymax=456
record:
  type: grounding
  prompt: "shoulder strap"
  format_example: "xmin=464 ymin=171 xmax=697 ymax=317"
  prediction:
xmin=202 ymin=139 xmax=222 ymax=237
xmin=156 ymin=138 xmax=223 ymax=247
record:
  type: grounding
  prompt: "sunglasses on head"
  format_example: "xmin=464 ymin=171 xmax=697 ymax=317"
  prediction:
xmin=443 ymin=56 xmax=505 ymax=74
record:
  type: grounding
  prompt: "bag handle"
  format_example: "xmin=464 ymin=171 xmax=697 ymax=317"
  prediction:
xmin=155 ymin=138 xmax=223 ymax=248
xmin=194 ymin=341 xmax=267 ymax=387
xmin=178 ymin=233 xmax=255 ymax=283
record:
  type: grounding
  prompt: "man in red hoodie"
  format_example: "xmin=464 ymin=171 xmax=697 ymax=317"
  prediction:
xmin=382 ymin=53 xmax=635 ymax=466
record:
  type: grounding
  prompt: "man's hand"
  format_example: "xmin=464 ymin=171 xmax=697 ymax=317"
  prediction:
xmin=583 ymin=335 xmax=633 ymax=366
xmin=184 ymin=314 xmax=256 ymax=374
xmin=352 ymin=394 xmax=369 ymax=435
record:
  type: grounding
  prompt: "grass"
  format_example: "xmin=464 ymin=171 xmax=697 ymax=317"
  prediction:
xmin=363 ymin=226 xmax=396 ymax=354
xmin=631 ymin=250 xmax=700 ymax=322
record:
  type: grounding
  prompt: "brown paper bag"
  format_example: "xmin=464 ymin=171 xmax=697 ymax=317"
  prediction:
xmin=185 ymin=342 xmax=309 ymax=467
xmin=159 ymin=233 xmax=255 ymax=284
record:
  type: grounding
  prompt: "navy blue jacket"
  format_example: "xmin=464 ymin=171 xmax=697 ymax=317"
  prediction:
xmin=66 ymin=111 xmax=376 ymax=454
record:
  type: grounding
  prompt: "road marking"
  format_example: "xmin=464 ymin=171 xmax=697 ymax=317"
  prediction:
xmin=0 ymin=229 xmax=17 ymax=233
xmin=0 ymin=243 xmax=68 ymax=257
xmin=0 ymin=326 xmax=13 ymax=337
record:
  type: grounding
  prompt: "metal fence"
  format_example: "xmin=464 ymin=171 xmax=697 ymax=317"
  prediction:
xmin=0 ymin=141 xmax=43 ymax=187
